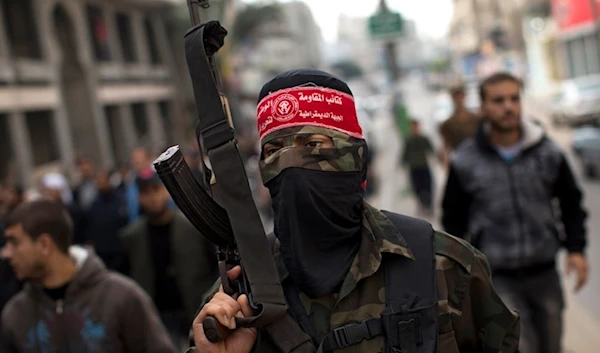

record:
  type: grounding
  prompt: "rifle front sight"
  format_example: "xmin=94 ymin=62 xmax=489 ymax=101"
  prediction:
xmin=187 ymin=0 xmax=210 ymax=26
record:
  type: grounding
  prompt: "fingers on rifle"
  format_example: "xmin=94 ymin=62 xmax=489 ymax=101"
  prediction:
xmin=201 ymin=302 xmax=234 ymax=329
xmin=227 ymin=265 xmax=242 ymax=281
xmin=206 ymin=292 xmax=242 ymax=329
xmin=238 ymin=294 xmax=253 ymax=317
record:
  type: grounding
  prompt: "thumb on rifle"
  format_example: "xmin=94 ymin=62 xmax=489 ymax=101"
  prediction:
xmin=218 ymin=265 xmax=242 ymax=293
xmin=227 ymin=265 xmax=242 ymax=281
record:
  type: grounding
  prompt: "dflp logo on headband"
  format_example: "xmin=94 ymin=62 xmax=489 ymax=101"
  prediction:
xmin=256 ymin=86 xmax=364 ymax=140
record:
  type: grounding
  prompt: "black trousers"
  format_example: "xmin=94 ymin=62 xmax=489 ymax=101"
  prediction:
xmin=409 ymin=166 xmax=432 ymax=210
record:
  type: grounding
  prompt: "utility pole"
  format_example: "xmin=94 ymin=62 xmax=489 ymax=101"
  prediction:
xmin=379 ymin=0 xmax=401 ymax=82
xmin=368 ymin=0 xmax=408 ymax=138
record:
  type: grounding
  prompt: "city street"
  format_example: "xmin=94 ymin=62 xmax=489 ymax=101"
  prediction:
xmin=365 ymin=74 xmax=600 ymax=352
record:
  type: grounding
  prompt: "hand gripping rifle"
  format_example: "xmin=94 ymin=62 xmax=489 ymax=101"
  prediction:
xmin=153 ymin=1 xmax=314 ymax=352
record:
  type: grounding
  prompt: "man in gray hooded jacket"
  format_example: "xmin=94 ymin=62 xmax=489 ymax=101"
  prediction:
xmin=442 ymin=72 xmax=589 ymax=353
xmin=0 ymin=199 xmax=177 ymax=353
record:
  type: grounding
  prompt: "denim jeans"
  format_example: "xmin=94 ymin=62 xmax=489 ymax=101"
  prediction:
xmin=493 ymin=268 xmax=564 ymax=353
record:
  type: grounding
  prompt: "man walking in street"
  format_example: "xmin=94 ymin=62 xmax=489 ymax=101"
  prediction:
xmin=72 ymin=156 xmax=99 ymax=214
xmin=121 ymin=168 xmax=218 ymax=350
xmin=0 ymin=199 xmax=176 ymax=353
xmin=438 ymin=80 xmax=481 ymax=168
xmin=402 ymin=119 xmax=435 ymax=216
xmin=189 ymin=69 xmax=520 ymax=353
xmin=85 ymin=169 xmax=128 ymax=271
xmin=125 ymin=146 xmax=155 ymax=223
xmin=442 ymin=72 xmax=589 ymax=353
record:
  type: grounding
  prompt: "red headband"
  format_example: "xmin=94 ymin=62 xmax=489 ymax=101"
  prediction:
xmin=256 ymin=86 xmax=363 ymax=141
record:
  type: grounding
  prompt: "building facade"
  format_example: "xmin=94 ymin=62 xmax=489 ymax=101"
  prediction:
xmin=0 ymin=0 xmax=185 ymax=187
xmin=245 ymin=0 xmax=322 ymax=74
xmin=448 ymin=0 xmax=539 ymax=79
xmin=551 ymin=0 xmax=600 ymax=79
xmin=232 ymin=0 xmax=323 ymax=129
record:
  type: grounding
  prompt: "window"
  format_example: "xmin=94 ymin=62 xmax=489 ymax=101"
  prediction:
xmin=86 ymin=5 xmax=111 ymax=61
xmin=132 ymin=103 xmax=149 ymax=142
xmin=568 ymin=37 xmax=587 ymax=78
xmin=584 ymin=34 xmax=600 ymax=75
xmin=159 ymin=101 xmax=173 ymax=144
xmin=144 ymin=18 xmax=161 ymax=65
xmin=116 ymin=13 xmax=137 ymax=62
xmin=567 ymin=35 xmax=600 ymax=78
xmin=25 ymin=111 xmax=59 ymax=166
xmin=1 ymin=0 xmax=42 ymax=59
xmin=0 ymin=114 xmax=12 ymax=181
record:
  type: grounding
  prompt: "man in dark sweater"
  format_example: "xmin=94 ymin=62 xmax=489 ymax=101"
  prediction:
xmin=120 ymin=169 xmax=218 ymax=350
xmin=85 ymin=170 xmax=128 ymax=271
xmin=442 ymin=72 xmax=588 ymax=353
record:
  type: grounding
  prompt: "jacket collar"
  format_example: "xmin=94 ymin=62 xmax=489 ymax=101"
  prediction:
xmin=26 ymin=246 xmax=105 ymax=300
xmin=476 ymin=117 xmax=546 ymax=153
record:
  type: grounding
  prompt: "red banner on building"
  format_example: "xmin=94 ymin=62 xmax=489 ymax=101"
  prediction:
xmin=553 ymin=0 xmax=600 ymax=30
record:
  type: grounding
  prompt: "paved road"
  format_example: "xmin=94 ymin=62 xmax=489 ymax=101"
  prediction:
xmin=365 ymin=74 xmax=600 ymax=352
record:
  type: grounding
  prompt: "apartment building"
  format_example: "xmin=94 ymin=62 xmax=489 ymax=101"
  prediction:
xmin=0 ymin=0 xmax=185 ymax=186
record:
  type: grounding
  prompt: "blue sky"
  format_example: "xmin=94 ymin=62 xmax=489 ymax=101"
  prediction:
xmin=244 ymin=0 xmax=454 ymax=42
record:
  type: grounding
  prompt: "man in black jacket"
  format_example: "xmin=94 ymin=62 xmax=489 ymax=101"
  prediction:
xmin=442 ymin=72 xmax=589 ymax=353
xmin=85 ymin=170 xmax=128 ymax=271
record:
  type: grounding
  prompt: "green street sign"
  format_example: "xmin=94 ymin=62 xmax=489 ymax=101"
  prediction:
xmin=368 ymin=11 xmax=404 ymax=40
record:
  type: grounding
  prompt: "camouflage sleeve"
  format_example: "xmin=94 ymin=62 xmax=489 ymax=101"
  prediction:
xmin=461 ymin=249 xmax=521 ymax=353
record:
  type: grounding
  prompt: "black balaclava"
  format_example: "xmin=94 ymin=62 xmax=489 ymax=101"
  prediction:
xmin=258 ymin=70 xmax=368 ymax=298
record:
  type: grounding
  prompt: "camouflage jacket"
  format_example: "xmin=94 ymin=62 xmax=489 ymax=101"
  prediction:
xmin=192 ymin=202 xmax=520 ymax=353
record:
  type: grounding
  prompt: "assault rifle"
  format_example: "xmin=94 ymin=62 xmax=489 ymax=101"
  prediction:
xmin=153 ymin=1 xmax=314 ymax=351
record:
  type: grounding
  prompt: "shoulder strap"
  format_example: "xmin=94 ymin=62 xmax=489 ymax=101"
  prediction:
xmin=381 ymin=212 xmax=436 ymax=310
xmin=263 ymin=233 xmax=315 ymax=353
xmin=381 ymin=211 xmax=438 ymax=353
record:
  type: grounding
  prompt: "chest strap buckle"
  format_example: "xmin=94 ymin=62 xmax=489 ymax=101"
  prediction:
xmin=318 ymin=318 xmax=383 ymax=352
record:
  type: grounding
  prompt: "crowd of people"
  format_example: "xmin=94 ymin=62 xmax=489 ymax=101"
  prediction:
xmin=0 ymin=145 xmax=219 ymax=352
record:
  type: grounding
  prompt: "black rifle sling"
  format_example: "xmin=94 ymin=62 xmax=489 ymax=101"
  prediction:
xmin=184 ymin=21 xmax=314 ymax=353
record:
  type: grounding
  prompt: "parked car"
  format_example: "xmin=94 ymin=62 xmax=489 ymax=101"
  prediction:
xmin=551 ymin=75 xmax=600 ymax=127
xmin=572 ymin=126 xmax=600 ymax=179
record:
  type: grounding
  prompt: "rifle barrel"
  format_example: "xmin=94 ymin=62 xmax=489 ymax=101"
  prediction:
xmin=187 ymin=0 xmax=208 ymax=26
